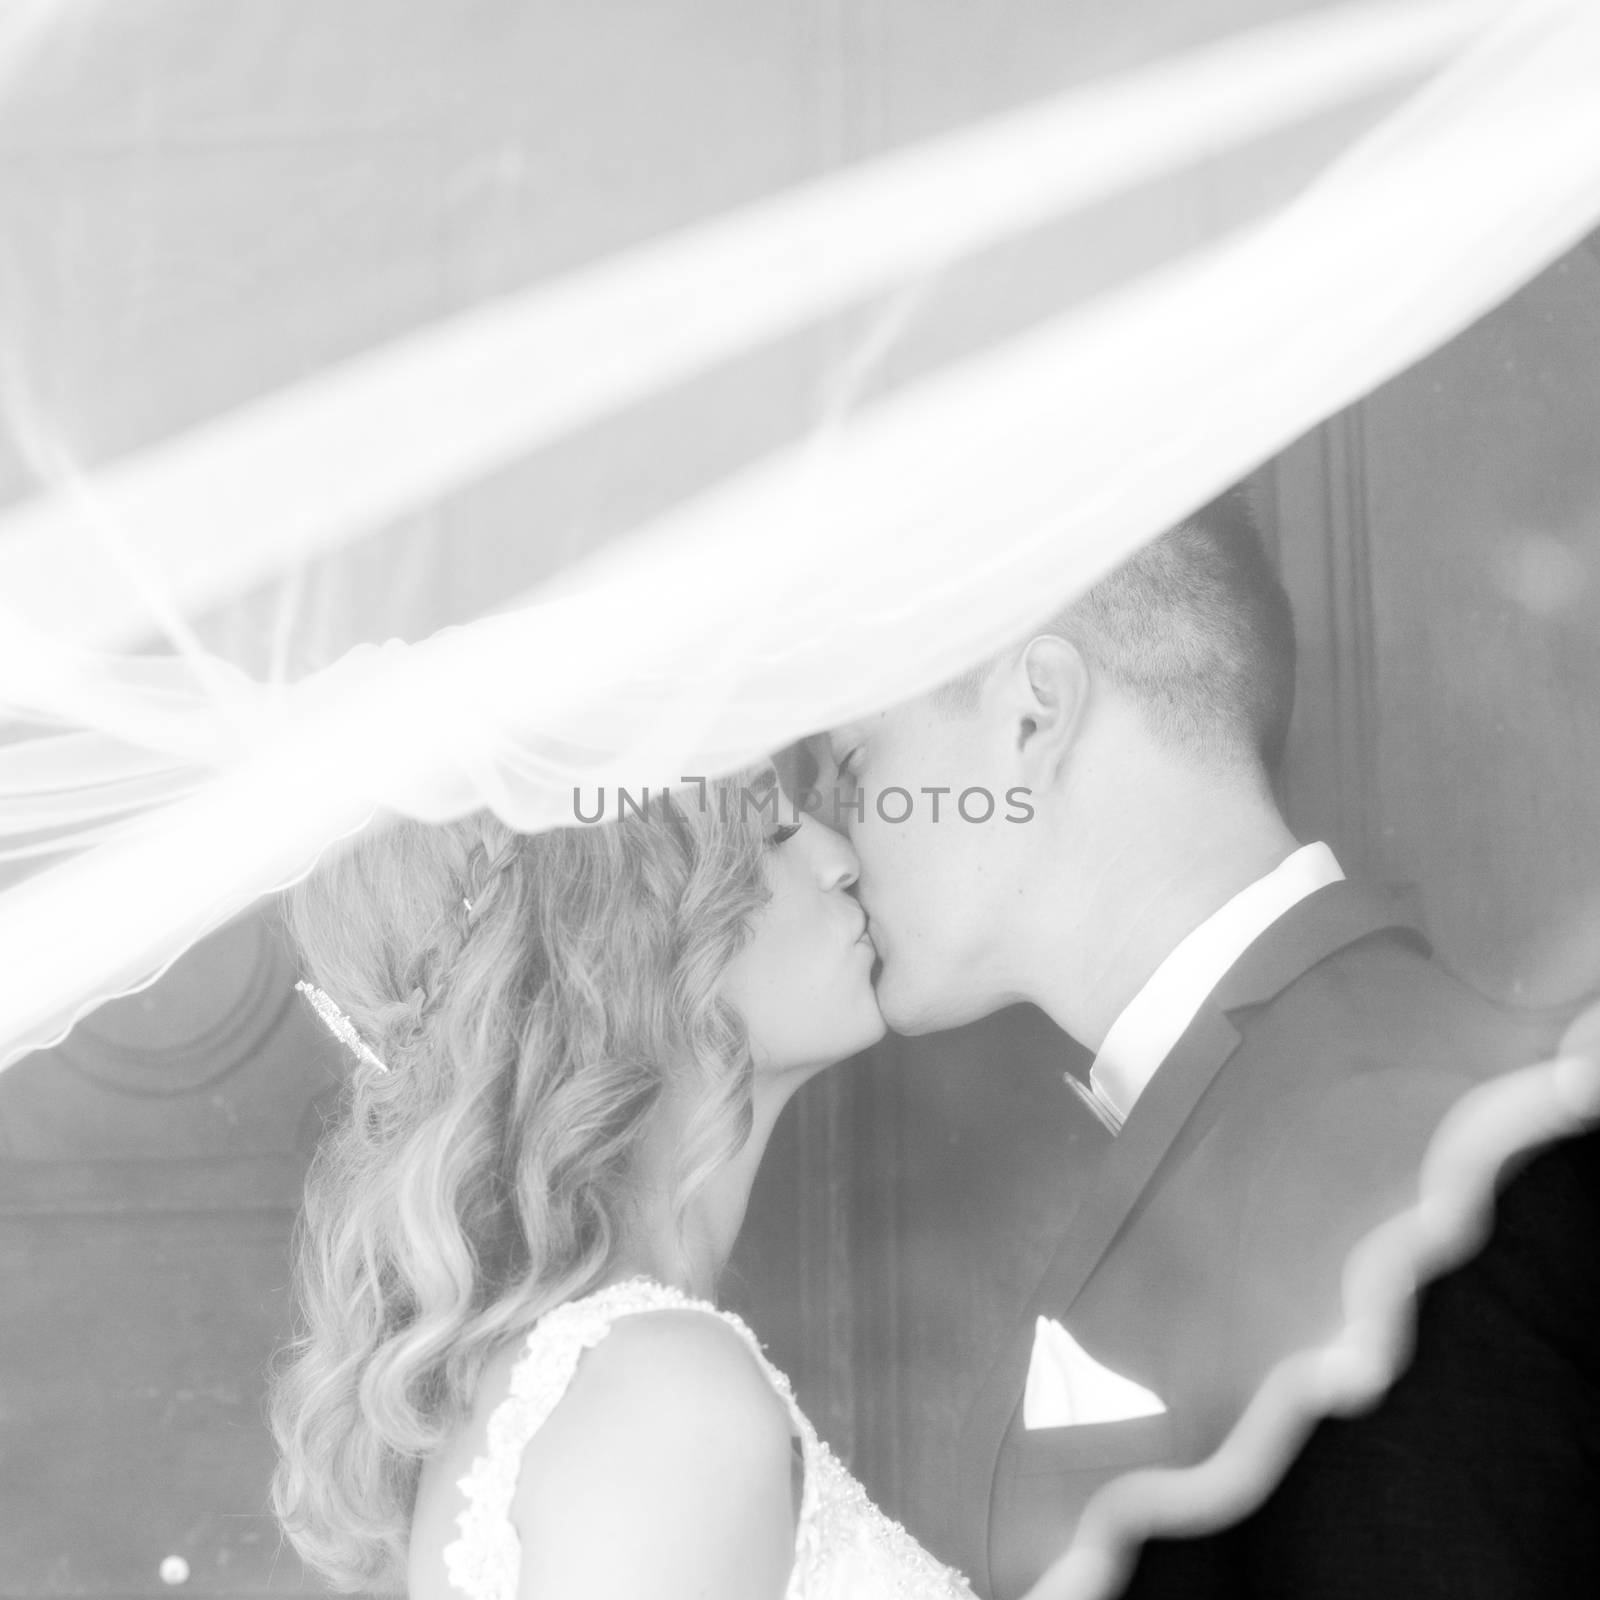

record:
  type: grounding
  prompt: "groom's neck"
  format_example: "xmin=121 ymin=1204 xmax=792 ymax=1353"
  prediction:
xmin=1029 ymin=763 xmax=1300 ymax=1052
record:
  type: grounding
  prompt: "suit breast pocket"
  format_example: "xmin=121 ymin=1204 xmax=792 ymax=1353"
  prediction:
xmin=1011 ymin=1411 xmax=1179 ymax=1477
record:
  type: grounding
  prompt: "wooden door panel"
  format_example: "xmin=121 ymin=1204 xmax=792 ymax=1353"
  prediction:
xmin=0 ymin=910 xmax=336 ymax=1593
xmin=0 ymin=1212 xmax=296 ymax=1590
xmin=1271 ymin=234 xmax=1600 ymax=1005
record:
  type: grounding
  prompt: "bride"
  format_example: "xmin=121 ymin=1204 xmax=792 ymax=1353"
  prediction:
xmin=269 ymin=766 xmax=975 ymax=1599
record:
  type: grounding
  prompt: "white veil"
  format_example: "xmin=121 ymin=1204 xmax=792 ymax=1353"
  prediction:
xmin=3 ymin=1 xmax=1599 ymax=1592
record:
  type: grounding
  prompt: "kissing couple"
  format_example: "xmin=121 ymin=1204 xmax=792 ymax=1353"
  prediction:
xmin=270 ymin=490 xmax=1597 ymax=1600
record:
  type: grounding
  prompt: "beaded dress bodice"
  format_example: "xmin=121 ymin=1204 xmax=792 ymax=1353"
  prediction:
xmin=441 ymin=1278 xmax=974 ymax=1600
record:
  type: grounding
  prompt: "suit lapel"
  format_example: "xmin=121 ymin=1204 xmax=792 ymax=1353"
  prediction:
xmin=955 ymin=880 xmax=1421 ymax=1595
xmin=955 ymin=1000 xmax=1242 ymax=1594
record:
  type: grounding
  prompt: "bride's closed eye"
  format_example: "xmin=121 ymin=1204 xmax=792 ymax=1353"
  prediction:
xmin=767 ymin=822 xmax=801 ymax=847
xmin=834 ymin=746 xmax=861 ymax=781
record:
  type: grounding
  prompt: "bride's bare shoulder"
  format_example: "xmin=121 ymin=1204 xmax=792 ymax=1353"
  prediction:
xmin=410 ymin=1306 xmax=796 ymax=1600
xmin=524 ymin=1305 xmax=795 ymax=1474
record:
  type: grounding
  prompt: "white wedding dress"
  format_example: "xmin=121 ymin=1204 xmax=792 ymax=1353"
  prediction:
xmin=441 ymin=1278 xmax=975 ymax=1600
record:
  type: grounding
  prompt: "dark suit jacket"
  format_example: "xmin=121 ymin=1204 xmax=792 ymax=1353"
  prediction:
xmin=956 ymin=880 xmax=1592 ymax=1600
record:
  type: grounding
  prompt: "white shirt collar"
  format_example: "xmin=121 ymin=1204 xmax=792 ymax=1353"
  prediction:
xmin=1069 ymin=842 xmax=1345 ymax=1134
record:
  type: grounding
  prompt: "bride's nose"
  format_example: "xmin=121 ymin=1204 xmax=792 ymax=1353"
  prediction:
xmin=808 ymin=816 xmax=860 ymax=892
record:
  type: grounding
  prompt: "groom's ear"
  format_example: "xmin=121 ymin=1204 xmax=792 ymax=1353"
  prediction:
xmin=1010 ymin=635 xmax=1091 ymax=782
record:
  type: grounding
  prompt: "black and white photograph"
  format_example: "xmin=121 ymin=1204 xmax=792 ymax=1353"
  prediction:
xmin=2 ymin=2 xmax=1599 ymax=1597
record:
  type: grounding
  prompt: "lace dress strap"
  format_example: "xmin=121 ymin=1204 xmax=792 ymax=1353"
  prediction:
xmin=441 ymin=1277 xmax=817 ymax=1600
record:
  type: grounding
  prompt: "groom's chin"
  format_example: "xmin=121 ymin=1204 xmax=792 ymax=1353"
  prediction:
xmin=874 ymin=967 xmax=963 ymax=1037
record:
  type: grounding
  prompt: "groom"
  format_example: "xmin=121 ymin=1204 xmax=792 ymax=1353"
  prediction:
xmin=826 ymin=490 xmax=1599 ymax=1598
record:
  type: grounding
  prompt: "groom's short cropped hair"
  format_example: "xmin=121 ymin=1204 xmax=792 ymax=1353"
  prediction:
xmin=943 ymin=488 xmax=1296 ymax=774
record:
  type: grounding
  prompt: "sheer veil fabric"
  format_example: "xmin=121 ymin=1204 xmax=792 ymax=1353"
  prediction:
xmin=2 ymin=3 xmax=1600 ymax=1595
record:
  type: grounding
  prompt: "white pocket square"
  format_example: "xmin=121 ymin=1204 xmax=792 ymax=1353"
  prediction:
xmin=1023 ymin=1315 xmax=1168 ymax=1429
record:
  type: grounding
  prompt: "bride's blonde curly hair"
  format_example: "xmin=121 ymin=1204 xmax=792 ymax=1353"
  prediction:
xmin=269 ymin=780 xmax=772 ymax=1591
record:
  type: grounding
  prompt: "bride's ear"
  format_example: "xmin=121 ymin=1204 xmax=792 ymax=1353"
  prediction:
xmin=1011 ymin=635 xmax=1090 ymax=783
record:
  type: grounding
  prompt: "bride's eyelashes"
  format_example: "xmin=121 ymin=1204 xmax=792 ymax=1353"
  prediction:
xmin=767 ymin=822 xmax=802 ymax=848
xmin=835 ymin=746 xmax=861 ymax=782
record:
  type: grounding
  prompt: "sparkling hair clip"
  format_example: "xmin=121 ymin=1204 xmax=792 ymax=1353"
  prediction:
xmin=295 ymin=980 xmax=390 ymax=1074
